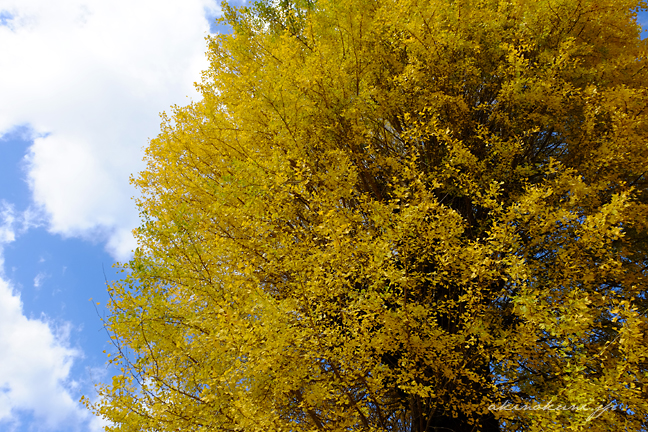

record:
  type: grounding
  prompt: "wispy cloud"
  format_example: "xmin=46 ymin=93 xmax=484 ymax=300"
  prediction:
xmin=33 ymin=272 xmax=47 ymax=288
xmin=0 ymin=202 xmax=17 ymax=245
xmin=0 ymin=201 xmax=44 ymax=254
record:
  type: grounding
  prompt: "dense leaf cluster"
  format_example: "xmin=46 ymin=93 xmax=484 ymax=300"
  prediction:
xmin=86 ymin=1 xmax=648 ymax=431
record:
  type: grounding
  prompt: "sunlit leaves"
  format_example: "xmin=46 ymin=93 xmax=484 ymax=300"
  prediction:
xmin=87 ymin=0 xmax=648 ymax=431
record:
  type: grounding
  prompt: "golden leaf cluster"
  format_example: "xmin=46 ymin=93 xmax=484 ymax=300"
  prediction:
xmin=86 ymin=0 xmax=648 ymax=431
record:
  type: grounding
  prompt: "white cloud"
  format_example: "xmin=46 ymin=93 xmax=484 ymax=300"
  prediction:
xmin=0 ymin=202 xmax=17 ymax=245
xmin=0 ymin=0 xmax=224 ymax=261
xmin=0 ymin=201 xmax=43 ymax=247
xmin=33 ymin=271 xmax=46 ymax=288
xmin=0 ymin=277 xmax=92 ymax=431
xmin=0 ymin=206 xmax=102 ymax=432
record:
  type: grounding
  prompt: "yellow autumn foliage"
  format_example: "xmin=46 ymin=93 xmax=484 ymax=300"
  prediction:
xmin=86 ymin=0 xmax=648 ymax=431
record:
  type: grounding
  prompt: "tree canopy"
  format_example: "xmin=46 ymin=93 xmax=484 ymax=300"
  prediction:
xmin=86 ymin=0 xmax=648 ymax=430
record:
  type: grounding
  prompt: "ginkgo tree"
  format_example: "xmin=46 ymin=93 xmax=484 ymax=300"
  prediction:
xmin=85 ymin=0 xmax=648 ymax=430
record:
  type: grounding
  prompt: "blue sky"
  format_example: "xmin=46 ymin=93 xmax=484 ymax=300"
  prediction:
xmin=0 ymin=2 xmax=645 ymax=432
